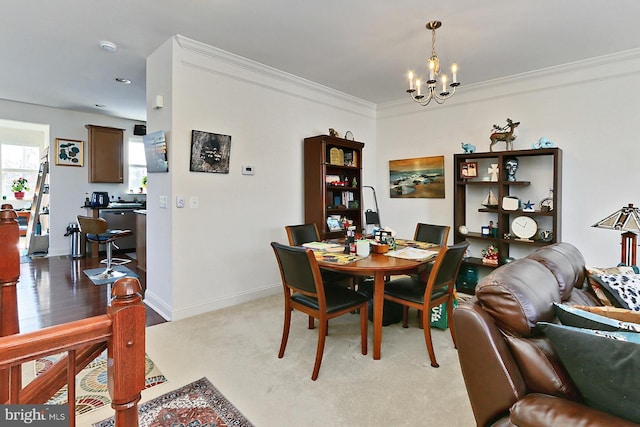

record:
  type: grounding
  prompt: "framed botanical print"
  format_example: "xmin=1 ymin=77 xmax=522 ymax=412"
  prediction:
xmin=55 ymin=138 xmax=84 ymax=166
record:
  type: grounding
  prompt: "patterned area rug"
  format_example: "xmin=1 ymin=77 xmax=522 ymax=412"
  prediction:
xmin=93 ymin=377 xmax=254 ymax=427
xmin=35 ymin=351 xmax=166 ymax=415
xmin=83 ymin=265 xmax=139 ymax=285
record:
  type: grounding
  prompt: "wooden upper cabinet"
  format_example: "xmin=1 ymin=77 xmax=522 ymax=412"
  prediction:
xmin=86 ymin=125 xmax=124 ymax=183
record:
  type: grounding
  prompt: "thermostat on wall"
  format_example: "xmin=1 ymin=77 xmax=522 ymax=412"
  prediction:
xmin=242 ymin=165 xmax=255 ymax=175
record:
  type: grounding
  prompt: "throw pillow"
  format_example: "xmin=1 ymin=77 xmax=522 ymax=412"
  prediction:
xmin=574 ymin=305 xmax=640 ymax=324
xmin=585 ymin=266 xmax=636 ymax=306
xmin=592 ymin=274 xmax=640 ymax=311
xmin=538 ymin=322 xmax=640 ymax=424
xmin=554 ymin=303 xmax=640 ymax=333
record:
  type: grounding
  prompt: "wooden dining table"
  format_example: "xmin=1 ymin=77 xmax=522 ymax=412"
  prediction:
xmin=315 ymin=244 xmax=438 ymax=360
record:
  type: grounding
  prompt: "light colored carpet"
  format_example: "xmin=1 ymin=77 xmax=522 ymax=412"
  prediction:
xmin=79 ymin=293 xmax=475 ymax=426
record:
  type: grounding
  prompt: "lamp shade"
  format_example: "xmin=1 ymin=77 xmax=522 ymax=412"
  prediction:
xmin=592 ymin=204 xmax=640 ymax=232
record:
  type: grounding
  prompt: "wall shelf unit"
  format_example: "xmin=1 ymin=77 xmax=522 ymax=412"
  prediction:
xmin=304 ymin=134 xmax=364 ymax=240
xmin=454 ymin=147 xmax=562 ymax=273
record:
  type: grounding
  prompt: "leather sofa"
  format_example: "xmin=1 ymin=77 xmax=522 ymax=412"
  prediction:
xmin=453 ymin=242 xmax=639 ymax=426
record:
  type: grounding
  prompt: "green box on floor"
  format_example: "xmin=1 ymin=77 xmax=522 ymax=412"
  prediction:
xmin=430 ymin=300 xmax=458 ymax=330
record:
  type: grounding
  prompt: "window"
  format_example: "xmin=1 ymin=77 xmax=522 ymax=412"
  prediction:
xmin=128 ymin=136 xmax=147 ymax=193
xmin=1 ymin=143 xmax=40 ymax=201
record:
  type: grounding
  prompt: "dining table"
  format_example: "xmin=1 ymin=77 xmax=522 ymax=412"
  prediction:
xmin=314 ymin=240 xmax=440 ymax=360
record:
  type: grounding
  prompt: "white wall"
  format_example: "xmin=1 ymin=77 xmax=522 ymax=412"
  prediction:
xmin=376 ymin=49 xmax=640 ymax=266
xmin=0 ymin=100 xmax=143 ymax=255
xmin=144 ymin=36 xmax=377 ymax=320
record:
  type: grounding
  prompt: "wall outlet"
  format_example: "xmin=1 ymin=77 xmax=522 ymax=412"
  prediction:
xmin=176 ymin=195 xmax=185 ymax=208
xmin=189 ymin=196 xmax=199 ymax=208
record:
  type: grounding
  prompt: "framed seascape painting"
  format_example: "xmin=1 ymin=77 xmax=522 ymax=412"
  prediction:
xmin=190 ymin=130 xmax=231 ymax=174
xmin=389 ymin=155 xmax=445 ymax=198
xmin=55 ymin=138 xmax=84 ymax=166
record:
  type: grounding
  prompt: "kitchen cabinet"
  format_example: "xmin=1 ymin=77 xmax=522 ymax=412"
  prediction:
xmin=135 ymin=210 xmax=147 ymax=271
xmin=453 ymin=148 xmax=562 ymax=281
xmin=86 ymin=125 xmax=124 ymax=183
xmin=304 ymin=134 xmax=364 ymax=240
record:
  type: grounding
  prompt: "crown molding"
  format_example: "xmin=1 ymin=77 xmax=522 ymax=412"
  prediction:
xmin=174 ymin=35 xmax=376 ymax=118
xmin=378 ymin=48 xmax=640 ymax=117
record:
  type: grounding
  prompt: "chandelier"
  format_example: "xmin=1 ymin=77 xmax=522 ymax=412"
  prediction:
xmin=406 ymin=21 xmax=460 ymax=106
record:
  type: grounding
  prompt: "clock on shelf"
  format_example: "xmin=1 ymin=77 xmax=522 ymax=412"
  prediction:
xmin=511 ymin=216 xmax=537 ymax=241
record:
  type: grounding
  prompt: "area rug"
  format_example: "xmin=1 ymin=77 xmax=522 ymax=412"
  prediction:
xmin=92 ymin=377 xmax=254 ymax=427
xmin=83 ymin=265 xmax=139 ymax=285
xmin=35 ymin=350 xmax=167 ymax=416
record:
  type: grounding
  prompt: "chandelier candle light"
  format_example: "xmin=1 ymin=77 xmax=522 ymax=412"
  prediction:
xmin=406 ymin=21 xmax=460 ymax=106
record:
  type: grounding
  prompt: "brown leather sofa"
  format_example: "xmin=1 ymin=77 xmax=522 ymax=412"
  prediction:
xmin=453 ymin=242 xmax=639 ymax=426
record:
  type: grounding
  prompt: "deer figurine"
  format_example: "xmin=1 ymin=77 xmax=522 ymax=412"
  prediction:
xmin=489 ymin=118 xmax=520 ymax=151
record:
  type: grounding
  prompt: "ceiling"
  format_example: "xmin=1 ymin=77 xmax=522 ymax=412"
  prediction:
xmin=3 ymin=1 xmax=640 ymax=122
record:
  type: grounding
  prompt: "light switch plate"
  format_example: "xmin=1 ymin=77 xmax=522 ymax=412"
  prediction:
xmin=176 ymin=195 xmax=185 ymax=208
xmin=189 ymin=196 xmax=199 ymax=208
xmin=159 ymin=195 xmax=168 ymax=209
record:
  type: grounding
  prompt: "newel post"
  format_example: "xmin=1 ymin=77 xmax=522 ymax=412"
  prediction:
xmin=0 ymin=207 xmax=20 ymax=403
xmin=107 ymin=277 xmax=146 ymax=427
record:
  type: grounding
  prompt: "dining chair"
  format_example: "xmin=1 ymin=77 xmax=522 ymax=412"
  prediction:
xmin=271 ymin=242 xmax=368 ymax=380
xmin=77 ymin=215 xmax=133 ymax=280
xmin=414 ymin=223 xmax=450 ymax=246
xmin=285 ymin=223 xmax=356 ymax=288
xmin=407 ymin=222 xmax=451 ymax=295
xmin=383 ymin=241 xmax=469 ymax=367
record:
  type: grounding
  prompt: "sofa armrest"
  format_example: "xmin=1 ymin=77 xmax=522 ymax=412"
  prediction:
xmin=510 ymin=394 xmax=639 ymax=427
xmin=453 ymin=301 xmax=527 ymax=427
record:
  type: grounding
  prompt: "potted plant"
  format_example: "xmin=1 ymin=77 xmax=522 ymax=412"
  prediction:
xmin=11 ymin=177 xmax=29 ymax=200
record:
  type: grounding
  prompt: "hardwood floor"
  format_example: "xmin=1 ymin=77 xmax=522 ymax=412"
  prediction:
xmin=17 ymin=252 xmax=166 ymax=333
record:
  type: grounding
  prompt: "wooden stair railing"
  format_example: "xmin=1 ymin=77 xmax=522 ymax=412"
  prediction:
xmin=0 ymin=206 xmax=146 ymax=426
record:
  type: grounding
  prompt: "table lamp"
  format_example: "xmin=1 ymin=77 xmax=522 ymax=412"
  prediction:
xmin=592 ymin=203 xmax=640 ymax=266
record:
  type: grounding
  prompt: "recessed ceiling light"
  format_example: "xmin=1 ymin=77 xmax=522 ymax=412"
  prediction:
xmin=99 ymin=40 xmax=117 ymax=52
xmin=115 ymin=78 xmax=132 ymax=84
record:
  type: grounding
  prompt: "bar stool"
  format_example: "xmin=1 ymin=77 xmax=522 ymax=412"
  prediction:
xmin=77 ymin=215 xmax=133 ymax=280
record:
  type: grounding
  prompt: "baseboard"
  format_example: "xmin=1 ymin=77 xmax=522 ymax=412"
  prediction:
xmin=143 ymin=285 xmax=280 ymax=322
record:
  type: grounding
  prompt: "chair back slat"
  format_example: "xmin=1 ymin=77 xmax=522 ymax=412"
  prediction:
xmin=285 ymin=224 xmax=320 ymax=246
xmin=430 ymin=241 xmax=470 ymax=293
xmin=414 ymin=223 xmax=450 ymax=246
xmin=77 ymin=215 xmax=107 ymax=235
xmin=271 ymin=242 xmax=321 ymax=295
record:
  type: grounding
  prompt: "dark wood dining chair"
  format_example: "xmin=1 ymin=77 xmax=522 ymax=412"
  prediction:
xmin=285 ymin=223 xmax=356 ymax=289
xmin=414 ymin=223 xmax=450 ymax=246
xmin=383 ymin=241 xmax=469 ymax=367
xmin=271 ymin=242 xmax=368 ymax=381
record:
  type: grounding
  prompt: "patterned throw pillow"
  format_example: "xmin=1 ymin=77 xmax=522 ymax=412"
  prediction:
xmin=593 ymin=274 xmax=640 ymax=311
xmin=585 ymin=266 xmax=637 ymax=306
xmin=554 ymin=303 xmax=640 ymax=332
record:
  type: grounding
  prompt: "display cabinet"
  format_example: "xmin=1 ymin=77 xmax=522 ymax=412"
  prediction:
xmin=304 ymin=135 xmax=364 ymax=240
xmin=454 ymin=148 xmax=562 ymax=272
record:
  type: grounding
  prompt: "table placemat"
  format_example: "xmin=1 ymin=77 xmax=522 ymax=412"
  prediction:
xmin=395 ymin=239 xmax=438 ymax=250
xmin=314 ymin=252 xmax=360 ymax=265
